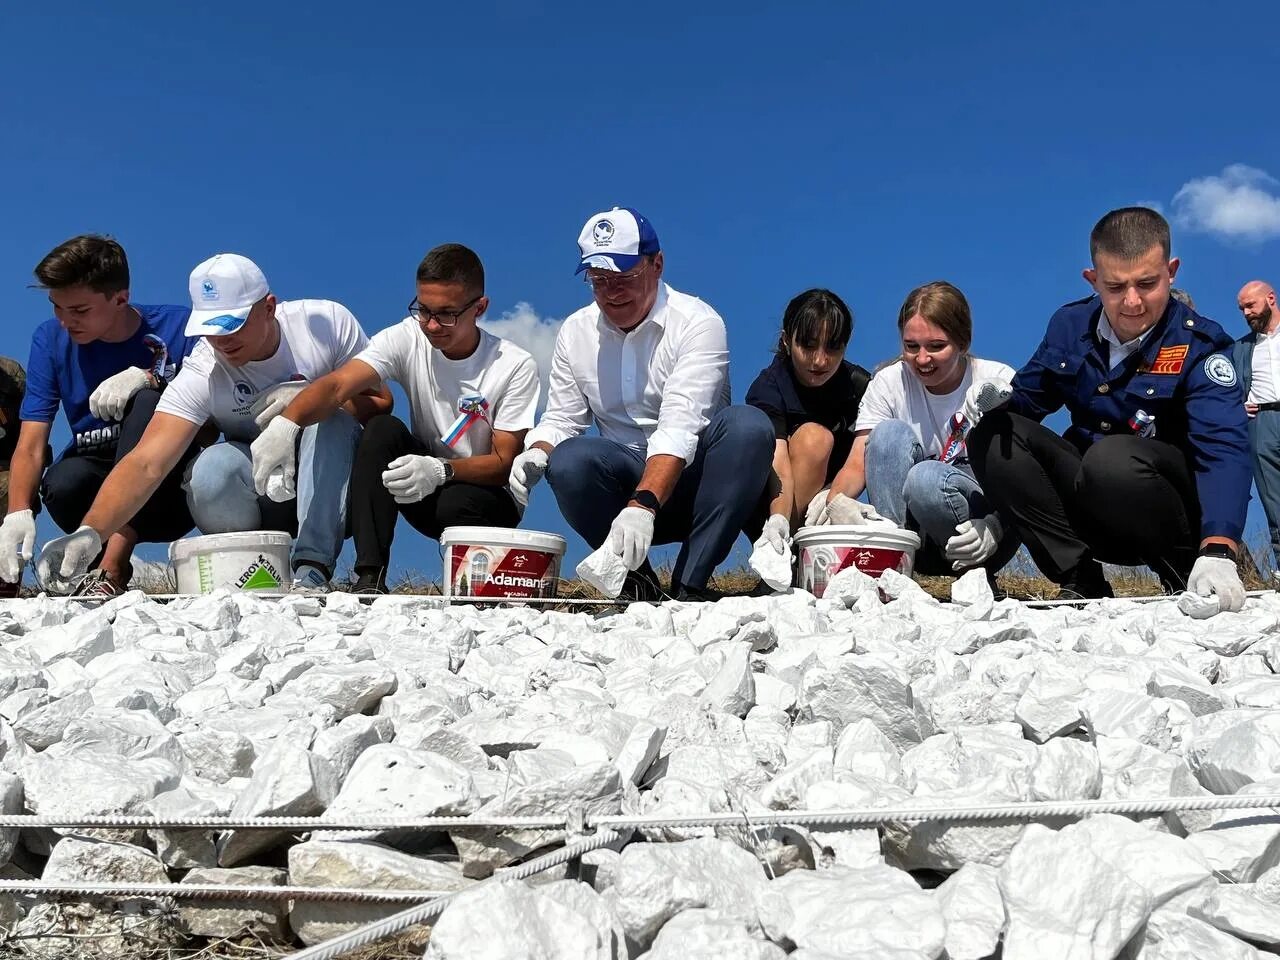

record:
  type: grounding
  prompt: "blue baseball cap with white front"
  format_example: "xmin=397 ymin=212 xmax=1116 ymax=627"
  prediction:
xmin=575 ymin=207 xmax=661 ymax=274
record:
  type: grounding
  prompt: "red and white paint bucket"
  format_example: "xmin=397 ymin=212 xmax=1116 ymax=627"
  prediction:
xmin=794 ymin=525 xmax=921 ymax=598
xmin=440 ymin=526 xmax=566 ymax=601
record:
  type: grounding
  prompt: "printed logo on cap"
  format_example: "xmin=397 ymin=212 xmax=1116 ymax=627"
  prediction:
xmin=592 ymin=219 xmax=615 ymax=246
xmin=201 ymin=280 xmax=219 ymax=301
xmin=203 ymin=314 xmax=244 ymax=332
xmin=1204 ymin=354 xmax=1238 ymax=388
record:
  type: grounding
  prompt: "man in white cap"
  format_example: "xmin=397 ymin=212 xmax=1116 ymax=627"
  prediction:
xmin=509 ymin=207 xmax=774 ymax=600
xmin=35 ymin=253 xmax=391 ymax=593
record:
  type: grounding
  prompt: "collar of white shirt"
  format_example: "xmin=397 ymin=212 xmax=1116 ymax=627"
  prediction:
xmin=1096 ymin=309 xmax=1152 ymax=367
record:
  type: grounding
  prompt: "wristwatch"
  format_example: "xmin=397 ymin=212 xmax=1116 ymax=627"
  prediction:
xmin=630 ymin=489 xmax=661 ymax=512
xmin=442 ymin=460 xmax=455 ymax=483
xmin=1199 ymin=542 xmax=1237 ymax=561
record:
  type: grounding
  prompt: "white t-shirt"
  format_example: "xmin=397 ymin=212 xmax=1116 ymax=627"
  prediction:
xmin=158 ymin=299 xmax=369 ymax=442
xmin=356 ymin=321 xmax=539 ymax=459
xmin=1250 ymin=331 xmax=1280 ymax=404
xmin=855 ymin=357 xmax=1016 ymax=471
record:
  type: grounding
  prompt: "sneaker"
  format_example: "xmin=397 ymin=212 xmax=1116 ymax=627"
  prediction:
xmin=619 ymin=562 xmax=664 ymax=604
xmin=69 ymin=568 xmax=126 ymax=598
xmin=291 ymin=564 xmax=330 ymax=595
xmin=0 ymin=579 xmax=20 ymax=600
xmin=672 ymin=583 xmax=722 ymax=603
xmin=350 ymin=570 xmax=388 ymax=595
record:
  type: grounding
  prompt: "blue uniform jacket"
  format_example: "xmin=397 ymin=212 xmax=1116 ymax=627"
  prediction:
xmin=1008 ymin=295 xmax=1251 ymax=542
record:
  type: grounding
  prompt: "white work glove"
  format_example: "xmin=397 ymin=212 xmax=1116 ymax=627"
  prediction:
xmin=945 ymin=515 xmax=1004 ymax=569
xmin=960 ymin=377 xmax=1014 ymax=427
xmin=382 ymin=455 xmax=448 ymax=504
xmin=250 ymin=381 xmax=309 ymax=430
xmin=1188 ymin=554 xmax=1246 ymax=613
xmin=608 ymin=506 xmax=656 ymax=571
xmin=803 ymin=491 xmax=884 ymax=527
xmin=89 ymin=367 xmax=154 ymax=422
xmin=251 ymin=417 xmax=302 ymax=501
xmin=509 ymin=448 xmax=549 ymax=508
xmin=0 ymin=509 xmax=37 ymax=583
xmin=35 ymin=525 xmax=102 ymax=592
xmin=758 ymin=513 xmax=792 ymax=555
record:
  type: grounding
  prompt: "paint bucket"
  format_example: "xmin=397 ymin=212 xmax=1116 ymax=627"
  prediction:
xmin=440 ymin=526 xmax=566 ymax=600
xmin=169 ymin=532 xmax=293 ymax=595
xmin=793 ymin=525 xmax=921 ymax=598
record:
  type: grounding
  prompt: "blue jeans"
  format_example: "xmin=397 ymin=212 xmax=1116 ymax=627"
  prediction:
xmin=864 ymin=418 xmax=1019 ymax=575
xmin=546 ymin=405 xmax=775 ymax=590
xmin=182 ymin=412 xmax=361 ymax=573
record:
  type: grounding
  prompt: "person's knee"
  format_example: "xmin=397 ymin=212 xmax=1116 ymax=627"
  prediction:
xmin=185 ymin=444 xmax=250 ymax=502
xmin=546 ymin=436 xmax=609 ymax=492
xmin=788 ymin=422 xmax=835 ymax=466
xmin=357 ymin=414 xmax=406 ymax=450
xmin=1079 ymin=437 xmax=1152 ymax=498
xmin=40 ymin=459 xmax=95 ymax=528
xmin=121 ymin=387 xmax=162 ymax=424
xmin=712 ymin=405 xmax=775 ymax=472
xmin=902 ymin=458 xmax=951 ymax=508
xmin=866 ymin=419 xmax=917 ymax=461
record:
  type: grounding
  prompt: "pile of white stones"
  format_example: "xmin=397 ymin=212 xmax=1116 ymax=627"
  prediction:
xmin=5 ymin=568 xmax=1280 ymax=958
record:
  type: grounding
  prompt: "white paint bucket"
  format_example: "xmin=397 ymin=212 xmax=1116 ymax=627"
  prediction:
xmin=440 ymin=526 xmax=565 ymax=600
xmin=169 ymin=531 xmax=293 ymax=595
xmin=794 ymin=525 xmax=921 ymax=598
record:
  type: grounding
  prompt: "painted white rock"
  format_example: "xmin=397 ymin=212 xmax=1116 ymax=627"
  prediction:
xmin=1030 ymin=736 xmax=1101 ymax=800
xmin=1191 ymin=883 xmax=1280 ymax=947
xmin=217 ymin=743 xmax=338 ymax=866
xmin=799 ymin=654 xmax=921 ymax=750
xmin=1135 ymin=908 xmax=1263 ymax=960
xmin=326 ymin=743 xmax=478 ymax=820
xmin=179 ymin=866 xmax=290 ymax=942
xmin=177 ymin=728 xmax=256 ymax=783
xmin=935 ymin=862 xmax=1005 ymax=960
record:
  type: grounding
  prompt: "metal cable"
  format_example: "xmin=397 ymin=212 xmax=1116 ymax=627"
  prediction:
xmin=0 ymin=882 xmax=450 ymax=903
xmin=0 ymin=814 xmax=565 ymax=830
xmin=286 ymin=828 xmax=624 ymax=960
xmin=1022 ymin=588 xmax=1273 ymax=608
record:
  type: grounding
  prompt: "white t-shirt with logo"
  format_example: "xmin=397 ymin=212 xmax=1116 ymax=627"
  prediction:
xmin=355 ymin=320 xmax=539 ymax=458
xmin=158 ymin=299 xmax=369 ymax=442
xmin=855 ymin=357 xmax=1016 ymax=472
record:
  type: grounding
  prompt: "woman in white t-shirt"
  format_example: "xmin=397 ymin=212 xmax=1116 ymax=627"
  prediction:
xmin=825 ymin=281 xmax=1020 ymax=578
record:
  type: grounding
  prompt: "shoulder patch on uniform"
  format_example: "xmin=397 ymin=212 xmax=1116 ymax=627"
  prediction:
xmin=1148 ymin=345 xmax=1188 ymax=375
xmin=1203 ymin=353 xmax=1238 ymax=387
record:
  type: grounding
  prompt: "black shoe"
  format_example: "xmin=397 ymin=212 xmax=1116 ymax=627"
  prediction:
xmin=986 ymin=572 xmax=1009 ymax=602
xmin=1057 ymin=561 xmax=1113 ymax=601
xmin=619 ymin=562 xmax=664 ymax=604
xmin=672 ymin=583 xmax=722 ymax=603
xmin=351 ymin=569 xmax=388 ymax=596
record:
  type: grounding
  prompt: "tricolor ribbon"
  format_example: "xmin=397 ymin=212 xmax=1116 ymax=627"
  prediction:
xmin=441 ymin=395 xmax=491 ymax=448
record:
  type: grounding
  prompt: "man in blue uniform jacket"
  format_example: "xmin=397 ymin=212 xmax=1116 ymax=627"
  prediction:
xmin=968 ymin=207 xmax=1250 ymax=610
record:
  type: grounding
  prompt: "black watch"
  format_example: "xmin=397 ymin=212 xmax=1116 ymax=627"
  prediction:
xmin=1199 ymin=542 xmax=1237 ymax=561
xmin=441 ymin=460 xmax=455 ymax=482
xmin=630 ymin=489 xmax=661 ymax=512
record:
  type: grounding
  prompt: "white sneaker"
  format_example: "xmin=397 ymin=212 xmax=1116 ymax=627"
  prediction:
xmin=291 ymin=564 xmax=330 ymax=595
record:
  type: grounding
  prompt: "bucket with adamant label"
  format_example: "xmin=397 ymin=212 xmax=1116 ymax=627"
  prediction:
xmin=170 ymin=531 xmax=293 ymax=595
xmin=794 ymin=525 xmax=921 ymax=598
xmin=440 ymin=526 xmax=565 ymax=600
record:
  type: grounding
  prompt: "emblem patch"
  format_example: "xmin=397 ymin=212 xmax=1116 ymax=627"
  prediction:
xmin=1203 ymin=354 xmax=1238 ymax=387
xmin=1148 ymin=344 xmax=1188 ymax=375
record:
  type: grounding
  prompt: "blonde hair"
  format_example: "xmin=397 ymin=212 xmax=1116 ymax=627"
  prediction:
xmin=896 ymin=280 xmax=973 ymax=354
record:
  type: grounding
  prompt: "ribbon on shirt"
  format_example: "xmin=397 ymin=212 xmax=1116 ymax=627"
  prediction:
xmin=441 ymin=394 xmax=491 ymax=449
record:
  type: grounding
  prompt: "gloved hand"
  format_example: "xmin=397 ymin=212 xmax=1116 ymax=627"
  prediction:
xmin=758 ymin=513 xmax=792 ymax=555
xmin=250 ymin=381 xmax=309 ymax=430
xmin=804 ymin=491 xmax=884 ymax=527
xmin=0 ymin=509 xmax=36 ymax=583
xmin=509 ymin=448 xmax=549 ymax=508
xmin=251 ymin=417 xmax=302 ymax=500
xmin=608 ymin=506 xmax=655 ymax=571
xmin=945 ymin=515 xmax=1004 ymax=569
xmin=1188 ymin=554 xmax=1246 ymax=613
xmin=89 ymin=367 xmax=154 ymax=422
xmin=961 ymin=377 xmax=1014 ymax=426
xmin=35 ymin=525 xmax=102 ymax=592
xmin=381 ymin=455 xmax=448 ymax=504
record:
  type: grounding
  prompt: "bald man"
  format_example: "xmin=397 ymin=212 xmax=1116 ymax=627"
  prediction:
xmin=1232 ymin=280 xmax=1280 ymax=565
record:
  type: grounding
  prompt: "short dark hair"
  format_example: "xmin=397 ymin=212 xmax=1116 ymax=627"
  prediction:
xmin=33 ymin=234 xmax=130 ymax=294
xmin=416 ymin=243 xmax=484 ymax=294
xmin=897 ymin=281 xmax=973 ymax=354
xmin=777 ymin=288 xmax=854 ymax=355
xmin=1090 ymin=207 xmax=1172 ymax=262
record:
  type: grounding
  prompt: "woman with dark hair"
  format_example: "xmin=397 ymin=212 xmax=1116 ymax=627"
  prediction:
xmin=745 ymin=288 xmax=871 ymax=556
xmin=820 ymin=280 xmax=1019 ymax=579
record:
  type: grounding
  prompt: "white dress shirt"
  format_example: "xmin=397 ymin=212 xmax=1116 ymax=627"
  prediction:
xmin=526 ymin=283 xmax=731 ymax=461
xmin=1250 ymin=330 xmax=1280 ymax=404
xmin=1096 ymin=310 xmax=1152 ymax=370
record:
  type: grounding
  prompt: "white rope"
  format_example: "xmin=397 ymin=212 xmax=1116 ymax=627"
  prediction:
xmin=287 ymin=828 xmax=625 ymax=960
xmin=0 ymin=881 xmax=450 ymax=904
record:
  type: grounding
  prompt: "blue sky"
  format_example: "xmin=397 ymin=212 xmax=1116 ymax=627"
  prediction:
xmin=3 ymin=1 xmax=1279 ymax=583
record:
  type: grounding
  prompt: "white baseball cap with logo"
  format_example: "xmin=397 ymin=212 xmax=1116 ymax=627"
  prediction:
xmin=575 ymin=207 xmax=661 ymax=274
xmin=185 ymin=253 xmax=270 ymax=336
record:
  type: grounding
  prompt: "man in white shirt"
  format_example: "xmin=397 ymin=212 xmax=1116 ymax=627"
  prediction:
xmin=250 ymin=244 xmax=539 ymax=594
xmin=35 ymin=254 xmax=391 ymax=593
xmin=1233 ymin=280 xmax=1280 ymax=565
xmin=509 ymin=207 xmax=774 ymax=601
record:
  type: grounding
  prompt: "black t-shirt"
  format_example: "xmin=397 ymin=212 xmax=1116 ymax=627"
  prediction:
xmin=745 ymin=354 xmax=871 ymax=440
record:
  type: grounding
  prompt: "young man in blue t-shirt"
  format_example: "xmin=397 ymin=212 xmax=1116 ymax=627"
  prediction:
xmin=0 ymin=235 xmax=200 ymax=596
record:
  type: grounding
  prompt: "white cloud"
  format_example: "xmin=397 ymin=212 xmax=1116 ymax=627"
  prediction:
xmin=1171 ymin=164 xmax=1280 ymax=242
xmin=479 ymin=302 xmax=563 ymax=410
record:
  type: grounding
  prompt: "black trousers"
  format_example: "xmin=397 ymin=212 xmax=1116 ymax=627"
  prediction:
xmin=349 ymin=414 xmax=520 ymax=572
xmin=967 ymin=410 xmax=1199 ymax=588
xmin=40 ymin=388 xmax=197 ymax=544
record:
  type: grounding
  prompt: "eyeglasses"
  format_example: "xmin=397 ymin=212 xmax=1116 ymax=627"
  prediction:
xmin=408 ymin=294 xmax=481 ymax=327
xmin=582 ymin=260 xmax=652 ymax=292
